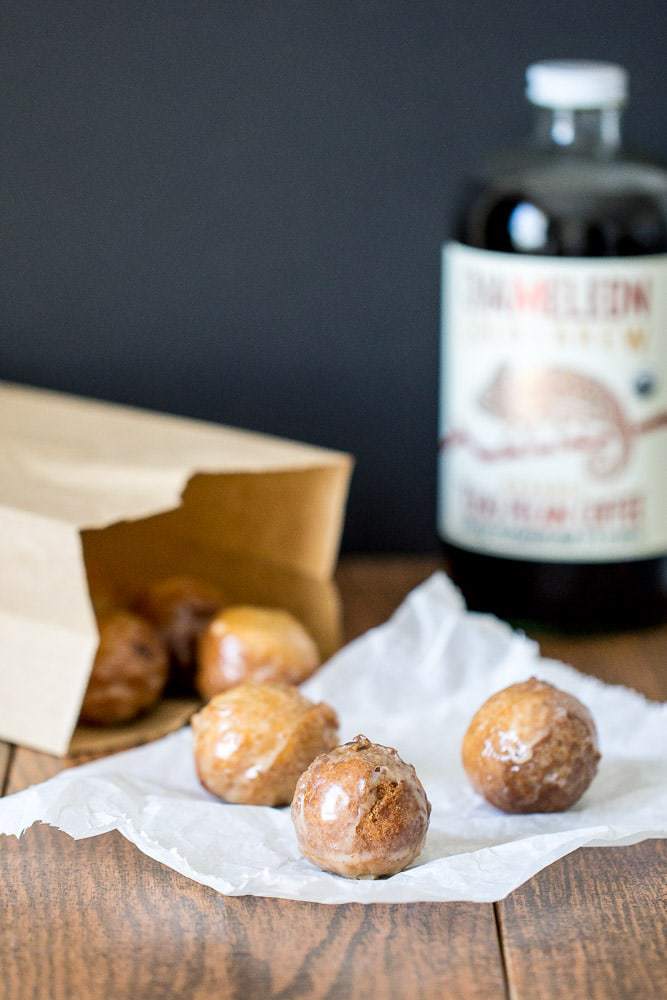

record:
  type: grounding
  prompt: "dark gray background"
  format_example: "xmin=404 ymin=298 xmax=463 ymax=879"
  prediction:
xmin=3 ymin=1 xmax=666 ymax=550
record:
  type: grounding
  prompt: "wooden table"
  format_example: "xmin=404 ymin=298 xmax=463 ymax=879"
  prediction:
xmin=1 ymin=556 xmax=666 ymax=1000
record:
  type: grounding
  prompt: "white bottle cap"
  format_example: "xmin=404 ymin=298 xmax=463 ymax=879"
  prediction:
xmin=526 ymin=60 xmax=628 ymax=109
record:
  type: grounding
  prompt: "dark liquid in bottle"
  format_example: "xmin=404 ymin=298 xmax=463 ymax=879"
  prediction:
xmin=444 ymin=151 xmax=667 ymax=629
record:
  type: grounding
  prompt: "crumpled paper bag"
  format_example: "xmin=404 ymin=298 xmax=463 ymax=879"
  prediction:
xmin=1 ymin=573 xmax=665 ymax=904
xmin=0 ymin=380 xmax=351 ymax=756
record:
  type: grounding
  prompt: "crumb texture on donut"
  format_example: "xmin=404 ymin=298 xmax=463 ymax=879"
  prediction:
xmin=196 ymin=606 xmax=320 ymax=699
xmin=291 ymin=735 xmax=431 ymax=878
xmin=462 ymin=677 xmax=600 ymax=813
xmin=191 ymin=682 xmax=338 ymax=806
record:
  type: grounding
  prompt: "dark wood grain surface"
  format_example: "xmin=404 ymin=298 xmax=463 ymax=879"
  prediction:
xmin=499 ymin=839 xmax=667 ymax=1000
xmin=1 ymin=556 xmax=666 ymax=1000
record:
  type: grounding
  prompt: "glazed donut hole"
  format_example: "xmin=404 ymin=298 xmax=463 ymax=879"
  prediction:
xmin=191 ymin=682 xmax=339 ymax=807
xmin=134 ymin=575 xmax=226 ymax=687
xmin=79 ymin=612 xmax=169 ymax=725
xmin=462 ymin=677 xmax=601 ymax=814
xmin=291 ymin=735 xmax=431 ymax=879
xmin=196 ymin=605 xmax=321 ymax=700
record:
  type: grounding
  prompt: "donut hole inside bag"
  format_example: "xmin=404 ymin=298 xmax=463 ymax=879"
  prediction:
xmin=75 ymin=471 xmax=348 ymax=754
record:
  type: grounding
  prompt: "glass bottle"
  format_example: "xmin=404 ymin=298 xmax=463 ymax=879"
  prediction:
xmin=439 ymin=61 xmax=667 ymax=628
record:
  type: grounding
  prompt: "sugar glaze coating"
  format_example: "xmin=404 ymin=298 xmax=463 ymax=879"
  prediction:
xmin=80 ymin=612 xmax=168 ymax=725
xmin=192 ymin=682 xmax=338 ymax=806
xmin=462 ymin=677 xmax=600 ymax=813
xmin=291 ymin=735 xmax=431 ymax=878
xmin=197 ymin=606 xmax=320 ymax=699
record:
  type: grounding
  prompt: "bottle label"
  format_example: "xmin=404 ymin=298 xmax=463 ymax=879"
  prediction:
xmin=439 ymin=242 xmax=667 ymax=562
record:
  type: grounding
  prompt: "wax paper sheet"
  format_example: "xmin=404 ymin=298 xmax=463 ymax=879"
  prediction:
xmin=1 ymin=573 xmax=665 ymax=903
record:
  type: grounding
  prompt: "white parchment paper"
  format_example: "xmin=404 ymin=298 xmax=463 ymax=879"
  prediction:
xmin=1 ymin=573 xmax=666 ymax=903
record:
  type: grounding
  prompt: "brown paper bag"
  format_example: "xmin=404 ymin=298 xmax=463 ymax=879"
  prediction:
xmin=0 ymin=382 xmax=352 ymax=756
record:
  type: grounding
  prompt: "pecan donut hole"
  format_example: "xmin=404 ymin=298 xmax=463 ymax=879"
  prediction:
xmin=135 ymin=575 xmax=225 ymax=688
xmin=192 ymin=682 xmax=339 ymax=806
xmin=291 ymin=735 xmax=431 ymax=879
xmin=462 ymin=677 xmax=601 ymax=813
xmin=79 ymin=612 xmax=169 ymax=725
xmin=196 ymin=606 xmax=320 ymax=700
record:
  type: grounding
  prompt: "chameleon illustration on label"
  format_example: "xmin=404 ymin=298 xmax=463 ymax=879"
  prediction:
xmin=443 ymin=365 xmax=667 ymax=480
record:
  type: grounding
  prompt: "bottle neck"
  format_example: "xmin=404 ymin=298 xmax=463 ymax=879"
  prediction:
xmin=532 ymin=105 xmax=623 ymax=155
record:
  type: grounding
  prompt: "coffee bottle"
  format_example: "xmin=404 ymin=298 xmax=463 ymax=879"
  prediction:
xmin=439 ymin=61 xmax=667 ymax=628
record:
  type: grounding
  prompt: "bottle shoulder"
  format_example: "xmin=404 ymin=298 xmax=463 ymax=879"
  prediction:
xmin=459 ymin=145 xmax=667 ymax=255
xmin=475 ymin=144 xmax=667 ymax=198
